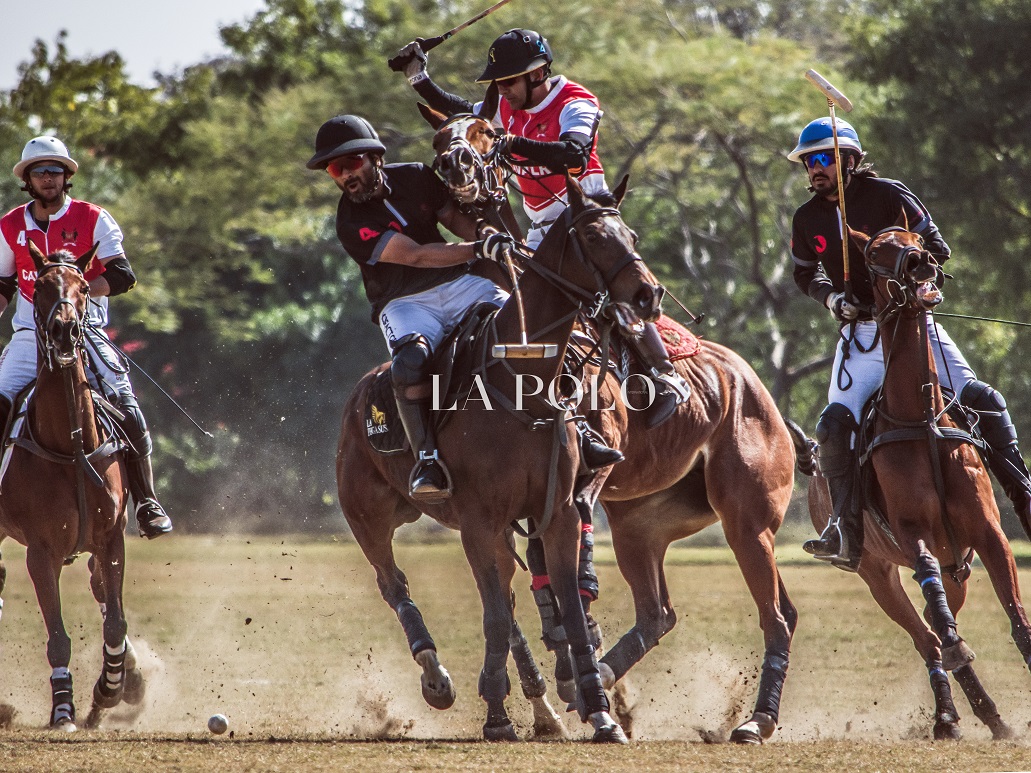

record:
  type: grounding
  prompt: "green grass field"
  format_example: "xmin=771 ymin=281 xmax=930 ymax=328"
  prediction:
xmin=1 ymin=534 xmax=1030 ymax=771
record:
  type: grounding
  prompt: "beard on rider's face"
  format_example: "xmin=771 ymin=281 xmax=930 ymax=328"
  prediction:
xmin=336 ymin=161 xmax=381 ymax=204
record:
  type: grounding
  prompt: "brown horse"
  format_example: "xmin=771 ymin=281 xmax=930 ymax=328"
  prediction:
xmin=424 ymin=107 xmax=799 ymax=744
xmin=0 ymin=244 xmax=144 ymax=730
xmin=336 ymin=177 xmax=662 ymax=742
xmin=796 ymin=215 xmax=1031 ymax=740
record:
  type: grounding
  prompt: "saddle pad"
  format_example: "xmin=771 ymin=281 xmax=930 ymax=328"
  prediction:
xmin=364 ymin=371 xmax=407 ymax=456
xmin=0 ymin=387 xmax=31 ymax=490
xmin=655 ymin=315 xmax=702 ymax=361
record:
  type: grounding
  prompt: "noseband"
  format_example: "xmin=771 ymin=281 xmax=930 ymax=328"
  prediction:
xmin=434 ymin=114 xmax=508 ymax=206
xmin=33 ymin=262 xmax=88 ymax=371
xmin=864 ymin=226 xmax=940 ymax=321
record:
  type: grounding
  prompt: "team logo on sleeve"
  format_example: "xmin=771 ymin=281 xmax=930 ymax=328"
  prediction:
xmin=813 ymin=235 xmax=827 ymax=254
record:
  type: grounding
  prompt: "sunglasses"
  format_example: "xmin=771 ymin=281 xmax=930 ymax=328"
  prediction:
xmin=803 ymin=152 xmax=835 ymax=170
xmin=28 ymin=165 xmax=67 ymax=178
xmin=326 ymin=154 xmax=367 ymax=176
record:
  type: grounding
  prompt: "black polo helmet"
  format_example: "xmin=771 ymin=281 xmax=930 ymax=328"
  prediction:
xmin=476 ymin=29 xmax=553 ymax=83
xmin=306 ymin=115 xmax=386 ymax=170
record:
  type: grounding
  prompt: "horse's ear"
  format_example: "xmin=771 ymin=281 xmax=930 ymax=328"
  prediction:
xmin=895 ymin=208 xmax=909 ymax=231
xmin=612 ymin=174 xmax=630 ymax=209
xmin=418 ymin=102 xmax=447 ymax=131
xmin=28 ymin=240 xmax=48 ymax=273
xmin=566 ymin=173 xmax=586 ymax=211
xmin=848 ymin=226 xmax=870 ymax=253
xmin=76 ymin=243 xmax=99 ymax=274
xmin=477 ymin=81 xmax=500 ymax=120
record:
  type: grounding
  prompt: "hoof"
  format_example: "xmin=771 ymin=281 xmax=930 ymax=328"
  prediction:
xmin=416 ymin=650 xmax=456 ymax=710
xmin=92 ymin=680 xmax=123 ymax=710
xmin=933 ymin=719 xmax=962 ymax=741
xmin=557 ymin=679 xmax=576 ymax=704
xmin=990 ymin=720 xmax=1016 ymax=741
xmin=730 ymin=713 xmax=776 ymax=745
xmin=483 ymin=721 xmax=519 ymax=742
xmin=81 ymin=704 xmax=103 ymax=730
xmin=122 ymin=668 xmax=145 ymax=706
xmin=51 ymin=718 xmax=77 ymax=733
xmin=588 ymin=712 xmax=628 ymax=744
xmin=942 ymin=640 xmax=975 ymax=672
xmin=529 ymin=696 xmax=569 ymax=740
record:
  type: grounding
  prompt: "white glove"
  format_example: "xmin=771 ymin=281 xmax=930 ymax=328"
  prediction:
xmin=826 ymin=291 xmax=860 ymax=322
xmin=475 ymin=232 xmax=516 ymax=262
xmin=398 ymin=41 xmax=428 ymax=85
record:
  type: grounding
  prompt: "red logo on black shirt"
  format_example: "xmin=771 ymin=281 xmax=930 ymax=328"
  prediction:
xmin=358 ymin=221 xmax=402 ymax=242
xmin=814 ymin=235 xmax=827 ymax=254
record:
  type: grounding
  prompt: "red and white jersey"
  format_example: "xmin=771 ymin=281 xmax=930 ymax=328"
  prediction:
xmin=0 ymin=198 xmax=121 ymax=331
xmin=482 ymin=76 xmax=608 ymax=228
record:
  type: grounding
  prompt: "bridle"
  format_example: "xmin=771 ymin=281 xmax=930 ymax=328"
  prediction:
xmin=433 ymin=114 xmax=509 ymax=208
xmin=33 ymin=261 xmax=88 ymax=372
xmin=863 ymin=226 xmax=942 ymax=324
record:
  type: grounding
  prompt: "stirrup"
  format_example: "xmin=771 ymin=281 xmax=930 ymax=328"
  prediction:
xmin=409 ymin=450 xmax=452 ymax=504
xmin=803 ymin=518 xmax=842 ymax=557
xmin=655 ymin=371 xmax=691 ymax=404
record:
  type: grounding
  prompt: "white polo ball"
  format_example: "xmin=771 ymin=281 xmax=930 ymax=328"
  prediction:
xmin=208 ymin=713 xmax=228 ymax=734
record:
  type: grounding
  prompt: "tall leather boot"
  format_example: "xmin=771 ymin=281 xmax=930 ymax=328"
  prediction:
xmin=126 ymin=453 xmax=173 ymax=539
xmin=626 ymin=322 xmax=691 ymax=428
xmin=117 ymin=395 xmax=172 ymax=539
xmin=962 ymin=380 xmax=1031 ymax=536
xmin=395 ymin=395 xmax=451 ymax=504
xmin=803 ymin=403 xmax=863 ymax=572
xmin=575 ymin=419 xmax=623 ymax=470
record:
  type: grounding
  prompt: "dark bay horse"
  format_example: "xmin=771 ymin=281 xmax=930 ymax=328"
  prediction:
xmin=0 ymin=244 xmax=144 ymax=730
xmin=797 ymin=215 xmax=1031 ymax=740
xmin=337 ymin=177 xmax=663 ymax=742
xmin=426 ymin=106 xmax=799 ymax=744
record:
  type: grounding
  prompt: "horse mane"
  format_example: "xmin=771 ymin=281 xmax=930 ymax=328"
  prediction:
xmin=45 ymin=249 xmax=78 ymax=264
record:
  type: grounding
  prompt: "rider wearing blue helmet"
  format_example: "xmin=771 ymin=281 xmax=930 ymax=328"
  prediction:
xmin=790 ymin=117 xmax=1031 ymax=571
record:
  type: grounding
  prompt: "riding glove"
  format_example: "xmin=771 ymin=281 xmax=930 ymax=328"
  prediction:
xmin=397 ymin=41 xmax=428 ymax=85
xmin=476 ymin=232 xmax=517 ymax=263
xmin=826 ymin=291 xmax=860 ymax=323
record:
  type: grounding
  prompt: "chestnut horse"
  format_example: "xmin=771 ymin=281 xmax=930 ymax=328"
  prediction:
xmin=0 ymin=244 xmax=144 ymax=729
xmin=796 ymin=216 xmax=1031 ymax=740
xmin=337 ymin=177 xmax=663 ymax=742
xmin=425 ymin=106 xmax=799 ymax=744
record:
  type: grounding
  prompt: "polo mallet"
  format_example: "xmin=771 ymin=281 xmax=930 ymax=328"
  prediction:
xmin=805 ymin=69 xmax=855 ymax=301
xmin=388 ymin=0 xmax=517 ymax=71
xmin=492 ymin=246 xmax=557 ymax=359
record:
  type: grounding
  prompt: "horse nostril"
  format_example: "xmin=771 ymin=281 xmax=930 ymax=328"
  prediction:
xmin=458 ymin=148 xmax=474 ymax=169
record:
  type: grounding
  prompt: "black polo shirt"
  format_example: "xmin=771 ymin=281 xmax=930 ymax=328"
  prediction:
xmin=791 ymin=174 xmax=950 ymax=310
xmin=336 ymin=163 xmax=469 ymax=320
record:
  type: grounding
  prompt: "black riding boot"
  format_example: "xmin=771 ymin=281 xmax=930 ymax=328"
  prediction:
xmin=117 ymin=395 xmax=172 ymax=539
xmin=576 ymin=419 xmax=623 ymax=470
xmin=127 ymin=454 xmax=173 ymax=539
xmin=962 ymin=380 xmax=1031 ymax=535
xmin=626 ymin=322 xmax=690 ymax=428
xmin=395 ymin=395 xmax=451 ymax=504
xmin=0 ymin=393 xmax=10 ymax=443
xmin=803 ymin=403 xmax=863 ymax=572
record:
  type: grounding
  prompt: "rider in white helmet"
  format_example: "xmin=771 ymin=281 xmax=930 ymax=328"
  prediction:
xmin=0 ymin=135 xmax=173 ymax=538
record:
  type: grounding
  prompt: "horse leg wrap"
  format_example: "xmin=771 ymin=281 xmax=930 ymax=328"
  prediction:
xmin=509 ymin=621 xmax=547 ymax=699
xmin=753 ymin=650 xmax=789 ymax=722
xmin=94 ymin=639 xmax=126 ymax=706
xmin=395 ymin=599 xmax=436 ymax=658
xmin=50 ymin=667 xmax=74 ymax=725
xmin=928 ymin=663 xmax=959 ymax=725
xmin=531 ymin=582 xmax=567 ymax=651
xmin=477 ymin=649 xmax=511 ymax=703
xmin=573 ymin=645 xmax=609 ymax=720
xmin=600 ymin=626 xmax=656 ymax=684
xmin=578 ymin=525 xmax=599 ymax=602
xmin=914 ymin=553 xmax=962 ymax=651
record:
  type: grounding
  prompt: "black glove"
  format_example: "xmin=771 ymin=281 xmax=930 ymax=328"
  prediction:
xmin=475 ymin=232 xmax=516 ymax=262
xmin=396 ymin=41 xmax=428 ymax=85
xmin=826 ymin=291 xmax=860 ymax=323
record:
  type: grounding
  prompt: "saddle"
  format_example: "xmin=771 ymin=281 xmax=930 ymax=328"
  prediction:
xmin=363 ymin=302 xmax=500 ymax=455
xmin=0 ymin=381 xmax=127 ymax=488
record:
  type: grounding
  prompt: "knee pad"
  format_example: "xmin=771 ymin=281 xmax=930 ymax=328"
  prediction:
xmin=116 ymin=394 xmax=152 ymax=459
xmin=390 ymin=335 xmax=432 ymax=393
xmin=816 ymin=403 xmax=857 ymax=475
xmin=961 ymin=379 xmax=1006 ymax=412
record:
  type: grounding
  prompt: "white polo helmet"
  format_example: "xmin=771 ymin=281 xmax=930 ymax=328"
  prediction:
xmin=13 ymin=136 xmax=79 ymax=179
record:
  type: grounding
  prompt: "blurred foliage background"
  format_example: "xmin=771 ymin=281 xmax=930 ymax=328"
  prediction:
xmin=2 ymin=0 xmax=1028 ymax=537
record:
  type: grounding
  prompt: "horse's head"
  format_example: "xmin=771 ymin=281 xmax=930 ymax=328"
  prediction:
xmin=28 ymin=241 xmax=95 ymax=370
xmin=420 ymin=83 xmax=502 ymax=206
xmin=564 ymin=174 xmax=663 ymax=333
xmin=849 ymin=210 xmax=943 ymax=318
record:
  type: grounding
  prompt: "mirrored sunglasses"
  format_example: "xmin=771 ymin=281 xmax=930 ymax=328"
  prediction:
xmin=803 ymin=152 xmax=835 ymax=170
xmin=326 ymin=154 xmax=367 ymax=176
xmin=28 ymin=165 xmax=67 ymax=178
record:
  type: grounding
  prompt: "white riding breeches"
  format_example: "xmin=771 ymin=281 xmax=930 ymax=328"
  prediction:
xmin=827 ymin=318 xmax=976 ymax=418
xmin=0 ymin=326 xmax=132 ymax=402
xmin=378 ymin=273 xmax=509 ymax=354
